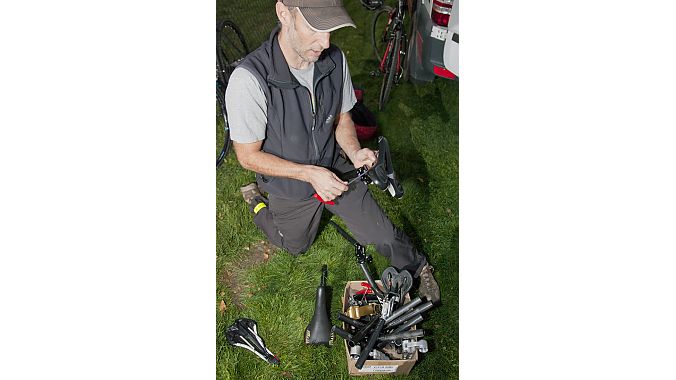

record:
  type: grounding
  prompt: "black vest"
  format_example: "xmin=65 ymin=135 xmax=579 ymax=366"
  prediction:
xmin=238 ymin=26 xmax=346 ymax=200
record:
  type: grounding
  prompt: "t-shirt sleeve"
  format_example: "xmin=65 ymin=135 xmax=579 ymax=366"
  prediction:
xmin=340 ymin=51 xmax=358 ymax=114
xmin=224 ymin=67 xmax=268 ymax=143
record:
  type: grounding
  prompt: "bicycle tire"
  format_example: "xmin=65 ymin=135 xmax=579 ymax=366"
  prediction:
xmin=217 ymin=20 xmax=249 ymax=86
xmin=216 ymin=82 xmax=231 ymax=168
xmin=216 ymin=20 xmax=248 ymax=168
xmin=371 ymin=6 xmax=394 ymax=62
xmin=379 ymin=31 xmax=401 ymax=111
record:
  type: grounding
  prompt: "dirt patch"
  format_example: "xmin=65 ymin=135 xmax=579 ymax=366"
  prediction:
xmin=218 ymin=240 xmax=278 ymax=310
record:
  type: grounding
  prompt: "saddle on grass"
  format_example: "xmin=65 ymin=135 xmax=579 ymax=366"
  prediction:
xmin=226 ymin=318 xmax=280 ymax=365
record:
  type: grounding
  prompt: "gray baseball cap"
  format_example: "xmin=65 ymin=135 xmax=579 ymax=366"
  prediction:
xmin=282 ymin=0 xmax=356 ymax=32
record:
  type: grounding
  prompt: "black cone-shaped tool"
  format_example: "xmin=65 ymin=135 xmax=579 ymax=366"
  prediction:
xmin=304 ymin=265 xmax=334 ymax=346
xmin=226 ymin=318 xmax=280 ymax=365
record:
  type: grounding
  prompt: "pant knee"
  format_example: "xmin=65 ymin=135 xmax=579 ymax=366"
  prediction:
xmin=283 ymin=238 xmax=312 ymax=256
xmin=370 ymin=227 xmax=399 ymax=247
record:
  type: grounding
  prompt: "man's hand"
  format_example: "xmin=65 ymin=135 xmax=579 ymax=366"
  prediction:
xmin=349 ymin=148 xmax=378 ymax=169
xmin=305 ymin=166 xmax=349 ymax=202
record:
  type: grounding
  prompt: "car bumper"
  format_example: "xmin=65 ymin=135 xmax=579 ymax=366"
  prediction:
xmin=409 ymin=8 xmax=455 ymax=82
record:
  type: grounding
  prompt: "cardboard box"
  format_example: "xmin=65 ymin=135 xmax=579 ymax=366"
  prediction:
xmin=341 ymin=280 xmax=418 ymax=376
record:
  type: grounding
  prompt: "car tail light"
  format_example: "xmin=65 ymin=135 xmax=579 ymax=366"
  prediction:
xmin=431 ymin=0 xmax=453 ymax=26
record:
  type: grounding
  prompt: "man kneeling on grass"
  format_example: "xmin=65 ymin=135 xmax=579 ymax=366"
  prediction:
xmin=224 ymin=0 xmax=440 ymax=303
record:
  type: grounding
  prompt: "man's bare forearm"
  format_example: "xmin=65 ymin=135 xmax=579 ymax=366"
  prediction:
xmin=334 ymin=112 xmax=361 ymax=162
xmin=235 ymin=148 xmax=311 ymax=182
xmin=233 ymin=141 xmax=349 ymax=201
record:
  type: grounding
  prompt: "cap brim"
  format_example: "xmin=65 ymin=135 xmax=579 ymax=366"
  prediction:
xmin=298 ymin=6 xmax=356 ymax=33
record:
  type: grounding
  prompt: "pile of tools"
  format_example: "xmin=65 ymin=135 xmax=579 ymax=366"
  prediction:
xmin=225 ymin=219 xmax=435 ymax=370
xmin=328 ymin=221 xmax=435 ymax=369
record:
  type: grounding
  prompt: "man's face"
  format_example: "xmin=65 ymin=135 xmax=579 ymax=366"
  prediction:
xmin=287 ymin=9 xmax=331 ymax=64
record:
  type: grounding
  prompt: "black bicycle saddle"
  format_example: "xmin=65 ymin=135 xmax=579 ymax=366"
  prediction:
xmin=367 ymin=136 xmax=404 ymax=198
xmin=226 ymin=318 xmax=280 ymax=365
xmin=304 ymin=265 xmax=334 ymax=346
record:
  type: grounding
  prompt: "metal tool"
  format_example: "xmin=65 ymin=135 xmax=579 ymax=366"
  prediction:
xmin=348 ymin=293 xmax=380 ymax=307
xmin=368 ymin=349 xmax=390 ymax=360
xmin=346 ymin=304 xmax=380 ymax=319
xmin=378 ymin=329 xmax=424 ymax=341
xmin=348 ymin=341 xmax=361 ymax=360
xmin=392 ymin=315 xmax=424 ymax=334
xmin=385 ymin=301 xmax=434 ymax=328
xmin=383 ymin=297 xmax=423 ymax=324
xmin=402 ymin=339 xmax=428 ymax=354
xmin=328 ymin=220 xmax=384 ymax=300
xmin=344 ymin=165 xmax=370 ymax=186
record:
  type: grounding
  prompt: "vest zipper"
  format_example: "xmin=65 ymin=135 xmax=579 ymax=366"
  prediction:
xmin=310 ymin=71 xmax=331 ymax=162
xmin=306 ymin=88 xmax=320 ymax=160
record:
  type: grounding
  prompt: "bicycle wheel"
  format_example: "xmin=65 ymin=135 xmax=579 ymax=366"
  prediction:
xmin=379 ymin=31 xmax=401 ymax=111
xmin=217 ymin=20 xmax=249 ymax=86
xmin=372 ymin=6 xmax=394 ymax=62
xmin=216 ymin=20 xmax=247 ymax=168
xmin=216 ymin=81 xmax=231 ymax=168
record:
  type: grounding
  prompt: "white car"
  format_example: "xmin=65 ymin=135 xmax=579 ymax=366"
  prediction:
xmin=408 ymin=0 xmax=459 ymax=82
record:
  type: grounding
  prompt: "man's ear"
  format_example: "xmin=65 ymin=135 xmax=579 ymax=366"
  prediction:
xmin=276 ymin=2 xmax=293 ymax=27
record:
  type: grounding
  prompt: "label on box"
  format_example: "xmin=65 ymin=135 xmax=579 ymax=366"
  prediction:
xmin=431 ymin=25 xmax=448 ymax=40
xmin=358 ymin=365 xmax=399 ymax=373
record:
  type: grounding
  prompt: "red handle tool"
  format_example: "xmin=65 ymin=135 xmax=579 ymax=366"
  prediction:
xmin=313 ymin=193 xmax=335 ymax=205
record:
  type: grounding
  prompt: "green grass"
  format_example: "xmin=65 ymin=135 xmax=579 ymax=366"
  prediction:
xmin=217 ymin=1 xmax=458 ymax=379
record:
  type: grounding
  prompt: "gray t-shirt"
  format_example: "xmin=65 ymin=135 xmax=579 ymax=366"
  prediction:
xmin=225 ymin=51 xmax=357 ymax=144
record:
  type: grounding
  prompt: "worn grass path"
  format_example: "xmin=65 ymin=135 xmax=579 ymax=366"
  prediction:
xmin=217 ymin=1 xmax=458 ymax=379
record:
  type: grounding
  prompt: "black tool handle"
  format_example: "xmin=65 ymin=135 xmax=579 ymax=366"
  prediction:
xmin=337 ymin=313 xmax=366 ymax=328
xmin=331 ymin=325 xmax=354 ymax=341
xmin=351 ymin=315 xmax=381 ymax=343
xmin=355 ymin=318 xmax=387 ymax=369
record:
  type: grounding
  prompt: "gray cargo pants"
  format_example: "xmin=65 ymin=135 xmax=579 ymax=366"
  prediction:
xmin=250 ymin=180 xmax=428 ymax=277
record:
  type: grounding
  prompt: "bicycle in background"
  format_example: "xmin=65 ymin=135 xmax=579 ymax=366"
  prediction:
xmin=216 ymin=20 xmax=249 ymax=168
xmin=370 ymin=0 xmax=414 ymax=111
